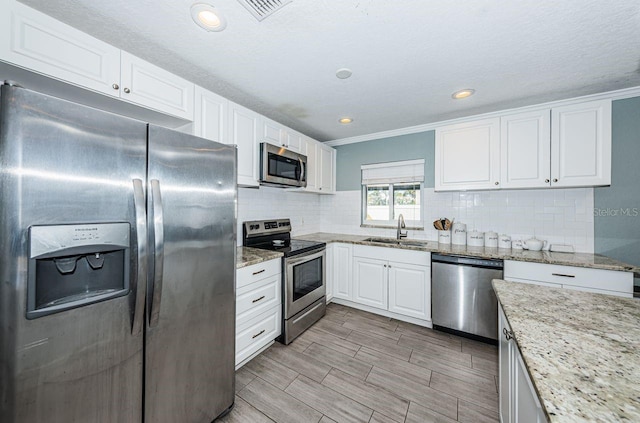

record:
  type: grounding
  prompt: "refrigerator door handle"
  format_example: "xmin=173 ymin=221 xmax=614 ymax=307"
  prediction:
xmin=149 ymin=179 xmax=165 ymax=328
xmin=132 ymin=179 xmax=147 ymax=336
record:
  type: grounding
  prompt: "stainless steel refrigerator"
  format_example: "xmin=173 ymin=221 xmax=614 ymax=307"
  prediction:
xmin=0 ymin=84 xmax=237 ymax=422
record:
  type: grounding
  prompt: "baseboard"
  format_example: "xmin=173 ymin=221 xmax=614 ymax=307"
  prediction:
xmin=330 ymin=298 xmax=433 ymax=328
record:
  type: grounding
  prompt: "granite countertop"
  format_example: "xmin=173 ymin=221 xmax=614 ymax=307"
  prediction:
xmin=493 ymin=279 xmax=640 ymax=422
xmin=236 ymin=246 xmax=283 ymax=268
xmin=293 ymin=232 xmax=639 ymax=273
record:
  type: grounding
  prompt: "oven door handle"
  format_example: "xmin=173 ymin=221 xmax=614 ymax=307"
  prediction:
xmin=285 ymin=248 xmax=325 ymax=267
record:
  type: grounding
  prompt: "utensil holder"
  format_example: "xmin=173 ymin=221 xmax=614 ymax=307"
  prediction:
xmin=438 ymin=230 xmax=451 ymax=244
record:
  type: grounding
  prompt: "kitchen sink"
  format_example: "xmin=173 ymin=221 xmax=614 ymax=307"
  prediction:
xmin=363 ymin=237 xmax=427 ymax=247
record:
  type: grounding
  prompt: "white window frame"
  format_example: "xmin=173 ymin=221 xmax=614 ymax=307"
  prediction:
xmin=360 ymin=159 xmax=425 ymax=229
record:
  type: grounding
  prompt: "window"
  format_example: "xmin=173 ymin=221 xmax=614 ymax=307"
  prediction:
xmin=361 ymin=160 xmax=424 ymax=228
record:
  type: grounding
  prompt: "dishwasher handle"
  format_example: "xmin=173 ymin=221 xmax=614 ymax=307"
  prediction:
xmin=432 ymin=253 xmax=503 ymax=269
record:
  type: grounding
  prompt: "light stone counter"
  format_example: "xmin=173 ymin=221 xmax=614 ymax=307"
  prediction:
xmin=236 ymin=246 xmax=282 ymax=269
xmin=293 ymin=232 xmax=640 ymax=274
xmin=493 ymin=279 xmax=640 ymax=422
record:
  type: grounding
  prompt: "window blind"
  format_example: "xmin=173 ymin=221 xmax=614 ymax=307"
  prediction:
xmin=361 ymin=159 xmax=425 ymax=185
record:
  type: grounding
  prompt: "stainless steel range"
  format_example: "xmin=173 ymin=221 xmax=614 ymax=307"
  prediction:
xmin=243 ymin=219 xmax=326 ymax=344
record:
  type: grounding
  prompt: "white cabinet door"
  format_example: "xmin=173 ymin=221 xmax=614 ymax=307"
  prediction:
xmin=229 ymin=101 xmax=259 ymax=187
xmin=353 ymin=257 xmax=388 ymax=310
xmin=388 ymin=262 xmax=430 ymax=320
xmin=120 ymin=51 xmax=194 ymax=120
xmin=435 ymin=118 xmax=501 ymax=191
xmin=333 ymin=244 xmax=353 ymax=301
xmin=318 ymin=143 xmax=335 ymax=194
xmin=302 ymin=137 xmax=319 ymax=192
xmin=325 ymin=244 xmax=334 ymax=302
xmin=499 ymin=305 xmax=514 ymax=423
xmin=194 ymin=86 xmax=228 ymax=143
xmin=281 ymin=128 xmax=302 ymax=152
xmin=500 ymin=110 xmax=551 ymax=189
xmin=551 ymin=99 xmax=611 ymax=187
xmin=1 ymin=1 xmax=121 ymax=97
xmin=515 ymin=351 xmax=546 ymax=423
xmin=260 ymin=117 xmax=282 ymax=147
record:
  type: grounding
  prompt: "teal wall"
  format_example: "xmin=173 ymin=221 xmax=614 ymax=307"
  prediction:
xmin=335 ymin=130 xmax=435 ymax=191
xmin=594 ymin=96 xmax=640 ymax=275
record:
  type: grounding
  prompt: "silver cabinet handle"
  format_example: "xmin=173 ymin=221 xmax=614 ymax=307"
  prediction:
xmin=552 ymin=273 xmax=575 ymax=278
xmin=503 ymin=327 xmax=513 ymax=340
xmin=112 ymin=83 xmax=120 ymax=90
xmin=545 ymin=179 xmax=550 ymax=183
xmin=252 ymin=329 xmax=266 ymax=339
xmin=495 ymin=181 xmax=499 ymax=186
xmin=553 ymin=178 xmax=558 ymax=183
xmin=252 ymin=269 xmax=265 ymax=276
xmin=148 ymin=179 xmax=165 ymax=328
xmin=124 ymin=87 xmax=131 ymax=94
xmin=252 ymin=295 xmax=266 ymax=303
xmin=131 ymin=179 xmax=147 ymax=336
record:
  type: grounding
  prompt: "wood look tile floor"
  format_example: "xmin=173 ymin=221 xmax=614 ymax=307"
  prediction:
xmin=220 ymin=303 xmax=499 ymax=423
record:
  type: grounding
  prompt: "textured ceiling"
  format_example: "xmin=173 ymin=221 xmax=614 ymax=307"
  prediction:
xmin=18 ymin=0 xmax=640 ymax=142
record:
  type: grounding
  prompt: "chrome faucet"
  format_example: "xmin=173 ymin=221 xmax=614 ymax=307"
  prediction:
xmin=397 ymin=214 xmax=408 ymax=240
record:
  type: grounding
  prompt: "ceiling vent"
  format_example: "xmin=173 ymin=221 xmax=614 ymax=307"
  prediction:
xmin=237 ymin=0 xmax=292 ymax=21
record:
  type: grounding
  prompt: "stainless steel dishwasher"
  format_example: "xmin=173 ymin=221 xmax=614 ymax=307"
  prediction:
xmin=431 ymin=254 xmax=503 ymax=342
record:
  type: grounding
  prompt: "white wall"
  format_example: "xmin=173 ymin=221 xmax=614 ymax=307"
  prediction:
xmin=236 ymin=187 xmax=322 ymax=245
xmin=320 ymin=188 xmax=595 ymax=253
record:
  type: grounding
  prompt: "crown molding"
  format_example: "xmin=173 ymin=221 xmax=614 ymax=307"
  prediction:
xmin=325 ymin=85 xmax=640 ymax=147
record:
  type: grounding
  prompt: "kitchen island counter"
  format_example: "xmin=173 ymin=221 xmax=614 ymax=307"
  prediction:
xmin=493 ymin=279 xmax=640 ymax=422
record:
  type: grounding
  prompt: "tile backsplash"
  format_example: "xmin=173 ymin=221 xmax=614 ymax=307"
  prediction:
xmin=238 ymin=186 xmax=595 ymax=253
xmin=320 ymin=188 xmax=595 ymax=253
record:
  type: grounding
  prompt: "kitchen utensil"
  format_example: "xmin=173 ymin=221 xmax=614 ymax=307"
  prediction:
xmin=484 ymin=231 xmax=498 ymax=248
xmin=512 ymin=239 xmax=523 ymax=250
xmin=523 ymin=237 xmax=547 ymax=251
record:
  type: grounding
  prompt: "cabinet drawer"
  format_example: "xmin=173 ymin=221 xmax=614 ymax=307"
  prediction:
xmin=236 ymin=305 xmax=281 ymax=366
xmin=504 ymin=260 xmax=632 ymax=294
xmin=353 ymin=245 xmax=430 ymax=265
xmin=236 ymin=274 xmax=280 ymax=326
xmin=237 ymin=259 xmax=280 ymax=289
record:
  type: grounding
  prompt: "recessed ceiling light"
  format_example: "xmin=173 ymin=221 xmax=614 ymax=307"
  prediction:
xmin=191 ymin=3 xmax=227 ymax=32
xmin=336 ymin=68 xmax=353 ymax=79
xmin=452 ymin=89 xmax=475 ymax=99
xmin=339 ymin=117 xmax=353 ymax=124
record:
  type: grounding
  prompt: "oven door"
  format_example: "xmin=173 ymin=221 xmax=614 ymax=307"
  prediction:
xmin=285 ymin=248 xmax=326 ymax=319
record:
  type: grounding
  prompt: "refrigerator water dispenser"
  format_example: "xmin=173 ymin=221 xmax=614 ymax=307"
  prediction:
xmin=27 ymin=223 xmax=131 ymax=319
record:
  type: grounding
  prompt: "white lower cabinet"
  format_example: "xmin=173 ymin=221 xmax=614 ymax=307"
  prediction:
xmin=504 ymin=260 xmax=633 ymax=297
xmin=349 ymin=245 xmax=431 ymax=321
xmin=388 ymin=262 xmax=431 ymax=320
xmin=499 ymin=304 xmax=547 ymax=423
xmin=353 ymin=257 xmax=388 ymax=310
xmin=331 ymin=243 xmax=353 ymax=301
xmin=235 ymin=259 xmax=281 ymax=368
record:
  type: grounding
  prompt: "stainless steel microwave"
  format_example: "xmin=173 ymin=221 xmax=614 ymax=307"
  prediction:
xmin=260 ymin=143 xmax=307 ymax=188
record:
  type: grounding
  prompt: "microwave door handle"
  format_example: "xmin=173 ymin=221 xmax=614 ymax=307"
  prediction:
xmin=148 ymin=179 xmax=165 ymax=328
xmin=131 ymin=179 xmax=147 ymax=336
xmin=298 ymin=158 xmax=305 ymax=183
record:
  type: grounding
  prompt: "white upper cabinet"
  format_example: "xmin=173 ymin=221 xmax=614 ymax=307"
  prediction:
xmin=260 ymin=118 xmax=302 ymax=152
xmin=436 ymin=99 xmax=612 ymax=191
xmin=120 ymin=51 xmax=194 ymax=120
xmin=1 ymin=1 xmax=121 ymax=97
xmin=500 ymin=109 xmax=551 ymax=189
xmin=551 ymin=99 xmax=612 ymax=187
xmin=281 ymin=128 xmax=302 ymax=152
xmin=1 ymin=1 xmax=195 ymax=120
xmin=229 ymin=101 xmax=260 ymax=187
xmin=318 ymin=143 xmax=336 ymax=193
xmin=194 ymin=86 xmax=228 ymax=144
xmin=435 ymin=118 xmax=501 ymax=191
xmin=302 ymin=137 xmax=319 ymax=191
